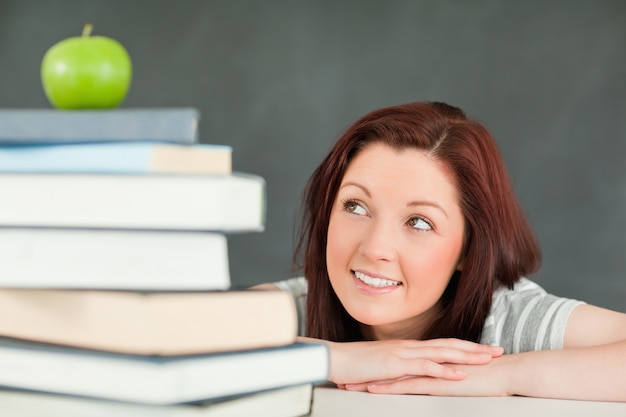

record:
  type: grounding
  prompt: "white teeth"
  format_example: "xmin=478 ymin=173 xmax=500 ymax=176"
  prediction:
xmin=354 ymin=271 xmax=401 ymax=288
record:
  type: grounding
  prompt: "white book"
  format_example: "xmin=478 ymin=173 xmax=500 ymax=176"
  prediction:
xmin=0 ymin=384 xmax=313 ymax=417
xmin=0 ymin=340 xmax=329 ymax=405
xmin=0 ymin=173 xmax=265 ymax=232
xmin=0 ymin=228 xmax=230 ymax=290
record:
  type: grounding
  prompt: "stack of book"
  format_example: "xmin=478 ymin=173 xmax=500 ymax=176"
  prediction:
xmin=0 ymin=108 xmax=328 ymax=416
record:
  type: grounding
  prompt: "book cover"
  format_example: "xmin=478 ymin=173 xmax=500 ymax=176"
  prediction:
xmin=0 ymin=339 xmax=329 ymax=405
xmin=0 ymin=384 xmax=313 ymax=417
xmin=0 ymin=228 xmax=231 ymax=290
xmin=0 ymin=173 xmax=266 ymax=232
xmin=0 ymin=108 xmax=199 ymax=144
xmin=0 ymin=142 xmax=232 ymax=174
xmin=0 ymin=289 xmax=297 ymax=355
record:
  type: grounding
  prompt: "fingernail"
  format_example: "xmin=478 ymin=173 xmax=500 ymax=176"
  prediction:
xmin=487 ymin=345 xmax=503 ymax=353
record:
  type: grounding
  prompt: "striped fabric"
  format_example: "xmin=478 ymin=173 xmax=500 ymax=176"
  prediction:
xmin=275 ymin=277 xmax=308 ymax=337
xmin=481 ymin=278 xmax=583 ymax=353
xmin=275 ymin=277 xmax=583 ymax=353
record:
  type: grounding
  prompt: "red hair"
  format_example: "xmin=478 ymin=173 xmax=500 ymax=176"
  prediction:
xmin=295 ymin=101 xmax=541 ymax=342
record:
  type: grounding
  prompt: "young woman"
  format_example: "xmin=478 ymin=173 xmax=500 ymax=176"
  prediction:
xmin=255 ymin=101 xmax=626 ymax=401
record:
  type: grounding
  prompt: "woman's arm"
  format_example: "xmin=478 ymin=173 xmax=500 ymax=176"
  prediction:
xmin=250 ymin=282 xmax=504 ymax=385
xmin=325 ymin=338 xmax=504 ymax=385
xmin=359 ymin=304 xmax=626 ymax=401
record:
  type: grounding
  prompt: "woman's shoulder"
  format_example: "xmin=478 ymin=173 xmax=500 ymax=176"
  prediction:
xmin=491 ymin=277 xmax=546 ymax=304
xmin=273 ymin=277 xmax=308 ymax=336
xmin=274 ymin=276 xmax=307 ymax=296
xmin=482 ymin=277 xmax=584 ymax=353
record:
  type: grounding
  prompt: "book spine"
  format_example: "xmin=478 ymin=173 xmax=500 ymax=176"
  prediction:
xmin=0 ymin=108 xmax=199 ymax=144
xmin=0 ymin=142 xmax=232 ymax=174
xmin=0 ymin=173 xmax=266 ymax=232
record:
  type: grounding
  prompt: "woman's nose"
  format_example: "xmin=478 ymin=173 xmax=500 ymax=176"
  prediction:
xmin=358 ymin=220 xmax=397 ymax=262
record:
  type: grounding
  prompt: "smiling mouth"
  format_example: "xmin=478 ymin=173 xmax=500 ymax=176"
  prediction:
xmin=353 ymin=271 xmax=402 ymax=288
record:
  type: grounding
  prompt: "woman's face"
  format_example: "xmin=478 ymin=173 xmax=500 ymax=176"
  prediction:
xmin=326 ymin=142 xmax=466 ymax=339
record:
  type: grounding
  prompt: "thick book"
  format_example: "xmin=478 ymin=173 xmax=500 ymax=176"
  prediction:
xmin=0 ymin=228 xmax=231 ymax=290
xmin=0 ymin=108 xmax=199 ymax=144
xmin=0 ymin=289 xmax=297 ymax=355
xmin=0 ymin=384 xmax=313 ymax=417
xmin=0 ymin=173 xmax=265 ymax=232
xmin=0 ymin=142 xmax=232 ymax=174
xmin=0 ymin=339 xmax=329 ymax=405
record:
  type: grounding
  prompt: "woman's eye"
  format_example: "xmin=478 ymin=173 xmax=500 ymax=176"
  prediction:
xmin=407 ymin=217 xmax=432 ymax=231
xmin=343 ymin=200 xmax=367 ymax=215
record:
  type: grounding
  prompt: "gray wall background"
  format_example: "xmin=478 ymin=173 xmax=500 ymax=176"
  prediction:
xmin=1 ymin=1 xmax=624 ymax=312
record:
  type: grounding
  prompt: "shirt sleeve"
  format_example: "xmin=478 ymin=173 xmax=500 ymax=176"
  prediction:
xmin=274 ymin=277 xmax=308 ymax=337
xmin=480 ymin=278 xmax=585 ymax=354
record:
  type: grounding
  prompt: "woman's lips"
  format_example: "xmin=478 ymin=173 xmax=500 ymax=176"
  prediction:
xmin=352 ymin=270 xmax=402 ymax=294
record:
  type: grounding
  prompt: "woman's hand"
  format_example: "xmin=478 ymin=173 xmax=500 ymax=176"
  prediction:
xmin=323 ymin=338 xmax=503 ymax=388
xmin=344 ymin=356 xmax=513 ymax=396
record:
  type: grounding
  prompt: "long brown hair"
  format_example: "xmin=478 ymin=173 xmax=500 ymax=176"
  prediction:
xmin=295 ymin=101 xmax=541 ymax=342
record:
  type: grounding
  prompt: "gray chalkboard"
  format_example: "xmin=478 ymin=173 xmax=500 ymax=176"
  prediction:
xmin=0 ymin=0 xmax=624 ymax=311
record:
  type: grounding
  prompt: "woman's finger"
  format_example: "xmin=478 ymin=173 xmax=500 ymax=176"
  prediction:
xmin=364 ymin=377 xmax=435 ymax=395
xmin=381 ymin=356 xmax=468 ymax=380
xmin=391 ymin=345 xmax=497 ymax=365
xmin=405 ymin=338 xmax=504 ymax=356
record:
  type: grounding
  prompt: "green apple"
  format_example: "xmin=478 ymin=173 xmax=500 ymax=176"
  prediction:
xmin=41 ymin=23 xmax=132 ymax=110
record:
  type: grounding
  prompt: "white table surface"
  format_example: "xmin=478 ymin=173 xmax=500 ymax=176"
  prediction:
xmin=310 ymin=386 xmax=626 ymax=417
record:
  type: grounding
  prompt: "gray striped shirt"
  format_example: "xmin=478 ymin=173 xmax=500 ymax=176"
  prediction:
xmin=274 ymin=277 xmax=583 ymax=354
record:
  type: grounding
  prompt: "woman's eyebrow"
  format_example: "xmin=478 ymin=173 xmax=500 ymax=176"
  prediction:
xmin=340 ymin=182 xmax=449 ymax=218
xmin=407 ymin=200 xmax=448 ymax=218
xmin=339 ymin=181 xmax=371 ymax=197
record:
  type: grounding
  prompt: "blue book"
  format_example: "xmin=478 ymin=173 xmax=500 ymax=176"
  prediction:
xmin=0 ymin=339 xmax=329 ymax=405
xmin=0 ymin=108 xmax=199 ymax=144
xmin=0 ymin=142 xmax=232 ymax=174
